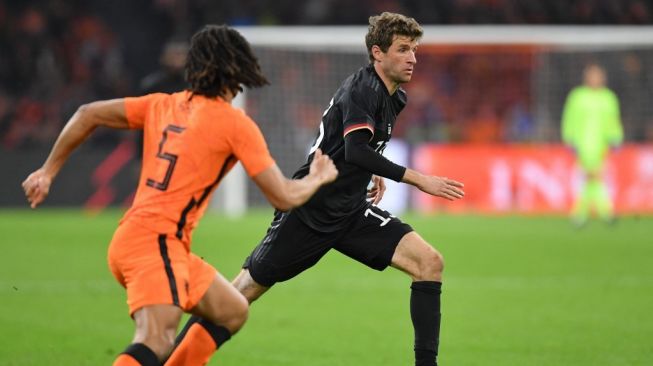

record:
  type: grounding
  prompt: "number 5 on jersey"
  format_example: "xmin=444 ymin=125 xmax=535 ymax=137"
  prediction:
xmin=147 ymin=124 xmax=185 ymax=191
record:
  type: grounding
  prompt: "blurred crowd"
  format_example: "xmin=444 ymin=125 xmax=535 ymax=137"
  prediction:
xmin=0 ymin=1 xmax=127 ymax=149
xmin=398 ymin=48 xmax=535 ymax=144
xmin=2 ymin=0 xmax=653 ymax=151
xmin=197 ymin=0 xmax=653 ymax=25
xmin=0 ymin=0 xmax=177 ymax=150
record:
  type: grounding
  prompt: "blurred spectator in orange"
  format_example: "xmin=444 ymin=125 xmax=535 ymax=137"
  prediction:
xmin=465 ymin=102 xmax=503 ymax=143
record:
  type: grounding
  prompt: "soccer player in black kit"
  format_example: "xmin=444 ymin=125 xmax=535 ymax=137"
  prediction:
xmin=170 ymin=12 xmax=465 ymax=366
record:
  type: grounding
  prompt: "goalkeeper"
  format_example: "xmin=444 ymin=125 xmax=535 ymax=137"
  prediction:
xmin=562 ymin=63 xmax=623 ymax=225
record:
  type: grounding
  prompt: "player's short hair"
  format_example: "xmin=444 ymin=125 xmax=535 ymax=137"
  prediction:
xmin=365 ymin=12 xmax=423 ymax=63
xmin=185 ymin=25 xmax=268 ymax=99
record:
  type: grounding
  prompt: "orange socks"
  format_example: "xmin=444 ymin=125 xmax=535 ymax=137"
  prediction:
xmin=165 ymin=318 xmax=231 ymax=366
xmin=113 ymin=354 xmax=142 ymax=366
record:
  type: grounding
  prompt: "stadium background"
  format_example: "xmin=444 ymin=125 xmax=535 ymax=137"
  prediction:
xmin=2 ymin=0 xmax=653 ymax=213
xmin=1 ymin=1 xmax=652 ymax=365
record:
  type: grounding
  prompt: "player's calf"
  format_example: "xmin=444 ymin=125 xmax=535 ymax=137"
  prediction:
xmin=113 ymin=304 xmax=182 ymax=365
xmin=390 ymin=232 xmax=444 ymax=366
xmin=163 ymin=274 xmax=249 ymax=366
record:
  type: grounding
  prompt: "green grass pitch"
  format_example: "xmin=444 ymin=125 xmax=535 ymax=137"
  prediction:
xmin=1 ymin=209 xmax=652 ymax=365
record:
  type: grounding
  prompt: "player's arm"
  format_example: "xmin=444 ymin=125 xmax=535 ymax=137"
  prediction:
xmin=22 ymin=99 xmax=129 ymax=208
xmin=561 ymin=89 xmax=579 ymax=147
xmin=401 ymin=168 xmax=464 ymax=201
xmin=252 ymin=149 xmax=338 ymax=211
xmin=606 ymin=91 xmax=624 ymax=148
xmin=344 ymin=129 xmax=464 ymax=201
xmin=233 ymin=114 xmax=338 ymax=211
xmin=344 ymin=129 xmax=406 ymax=181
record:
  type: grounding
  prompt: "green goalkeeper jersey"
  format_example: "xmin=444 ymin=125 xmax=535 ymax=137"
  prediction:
xmin=561 ymin=86 xmax=623 ymax=170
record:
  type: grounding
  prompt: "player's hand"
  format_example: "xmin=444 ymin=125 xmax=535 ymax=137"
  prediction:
xmin=22 ymin=168 xmax=53 ymax=208
xmin=367 ymin=175 xmax=386 ymax=205
xmin=309 ymin=148 xmax=338 ymax=184
xmin=418 ymin=175 xmax=464 ymax=201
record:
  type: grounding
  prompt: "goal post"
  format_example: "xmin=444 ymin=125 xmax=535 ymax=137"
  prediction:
xmin=237 ymin=25 xmax=653 ymax=47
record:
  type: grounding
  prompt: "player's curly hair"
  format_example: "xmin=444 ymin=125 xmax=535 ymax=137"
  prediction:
xmin=365 ymin=12 xmax=423 ymax=63
xmin=185 ymin=25 xmax=268 ymax=99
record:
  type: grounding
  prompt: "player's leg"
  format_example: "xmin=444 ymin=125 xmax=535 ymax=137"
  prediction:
xmin=594 ymin=178 xmax=614 ymax=222
xmin=390 ymin=232 xmax=444 ymax=366
xmin=585 ymin=166 xmax=614 ymax=222
xmin=114 ymin=305 xmax=183 ymax=365
xmin=169 ymin=266 xmax=269 ymax=360
xmin=572 ymin=168 xmax=592 ymax=225
xmin=334 ymin=204 xmax=441 ymax=366
xmin=108 ymin=226 xmax=192 ymax=365
xmin=238 ymin=209 xmax=336 ymax=297
xmin=574 ymin=151 xmax=613 ymax=225
xmin=232 ymin=268 xmax=270 ymax=303
xmin=168 ymin=210 xmax=334 ymax=365
xmin=164 ymin=267 xmax=248 ymax=366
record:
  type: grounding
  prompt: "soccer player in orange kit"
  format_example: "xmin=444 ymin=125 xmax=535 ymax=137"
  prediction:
xmin=21 ymin=25 xmax=338 ymax=366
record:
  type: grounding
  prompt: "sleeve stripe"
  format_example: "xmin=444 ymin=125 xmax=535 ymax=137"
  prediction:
xmin=343 ymin=123 xmax=374 ymax=137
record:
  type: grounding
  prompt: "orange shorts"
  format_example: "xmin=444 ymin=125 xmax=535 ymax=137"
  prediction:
xmin=107 ymin=220 xmax=216 ymax=316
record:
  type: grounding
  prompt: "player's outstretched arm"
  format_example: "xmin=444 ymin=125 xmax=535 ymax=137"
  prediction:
xmin=402 ymin=168 xmax=465 ymax=201
xmin=22 ymin=99 xmax=130 ymax=208
xmin=342 ymin=130 xmax=463 ymax=201
xmin=252 ymin=149 xmax=338 ymax=211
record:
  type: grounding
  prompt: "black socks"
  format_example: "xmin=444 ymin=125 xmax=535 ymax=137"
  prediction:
xmin=410 ymin=281 xmax=442 ymax=366
xmin=121 ymin=343 xmax=159 ymax=365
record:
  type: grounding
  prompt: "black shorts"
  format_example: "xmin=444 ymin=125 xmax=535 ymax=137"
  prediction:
xmin=243 ymin=203 xmax=413 ymax=287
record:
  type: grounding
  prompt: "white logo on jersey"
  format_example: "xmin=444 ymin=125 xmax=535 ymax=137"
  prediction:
xmin=309 ymin=97 xmax=334 ymax=155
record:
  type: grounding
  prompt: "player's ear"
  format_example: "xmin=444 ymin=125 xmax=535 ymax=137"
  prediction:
xmin=371 ymin=45 xmax=384 ymax=63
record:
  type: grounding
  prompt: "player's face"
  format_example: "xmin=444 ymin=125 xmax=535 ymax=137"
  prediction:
xmin=379 ymin=35 xmax=418 ymax=85
xmin=584 ymin=65 xmax=606 ymax=89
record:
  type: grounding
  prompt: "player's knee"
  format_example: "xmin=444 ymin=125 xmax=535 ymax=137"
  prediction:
xmin=417 ymin=246 xmax=444 ymax=281
xmin=233 ymin=293 xmax=249 ymax=327
xmin=223 ymin=293 xmax=249 ymax=334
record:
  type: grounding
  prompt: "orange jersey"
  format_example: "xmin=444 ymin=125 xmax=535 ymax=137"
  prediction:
xmin=122 ymin=91 xmax=274 ymax=242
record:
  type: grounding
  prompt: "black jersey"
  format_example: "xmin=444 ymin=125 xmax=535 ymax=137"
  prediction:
xmin=292 ymin=64 xmax=407 ymax=232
